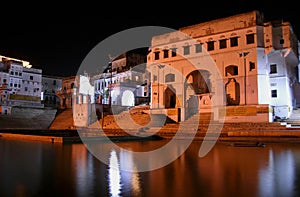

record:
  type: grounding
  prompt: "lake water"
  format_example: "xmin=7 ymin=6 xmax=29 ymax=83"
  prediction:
xmin=1 ymin=138 xmax=300 ymax=197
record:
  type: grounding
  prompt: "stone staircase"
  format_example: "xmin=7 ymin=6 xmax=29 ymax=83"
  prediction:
xmin=282 ymin=108 xmax=300 ymax=128
xmin=146 ymin=111 xmax=300 ymax=139
xmin=48 ymin=108 xmax=75 ymax=130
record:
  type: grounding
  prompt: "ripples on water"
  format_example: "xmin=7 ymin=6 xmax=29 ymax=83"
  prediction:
xmin=0 ymin=139 xmax=300 ymax=197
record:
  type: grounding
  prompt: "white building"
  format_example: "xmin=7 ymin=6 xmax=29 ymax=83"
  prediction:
xmin=0 ymin=55 xmax=43 ymax=114
xmin=73 ymin=74 xmax=96 ymax=127
xmin=146 ymin=10 xmax=299 ymax=122
xmin=93 ymin=50 xmax=149 ymax=108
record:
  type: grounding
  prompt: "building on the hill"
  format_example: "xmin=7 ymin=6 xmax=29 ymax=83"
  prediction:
xmin=146 ymin=10 xmax=300 ymax=122
xmin=0 ymin=55 xmax=43 ymax=114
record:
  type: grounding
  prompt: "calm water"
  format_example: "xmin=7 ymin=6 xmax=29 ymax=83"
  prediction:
xmin=1 ymin=138 xmax=300 ymax=197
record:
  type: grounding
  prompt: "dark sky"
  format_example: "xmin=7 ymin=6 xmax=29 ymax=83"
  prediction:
xmin=0 ymin=3 xmax=299 ymax=77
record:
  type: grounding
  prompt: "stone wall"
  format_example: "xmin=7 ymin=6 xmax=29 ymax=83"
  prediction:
xmin=0 ymin=107 xmax=57 ymax=130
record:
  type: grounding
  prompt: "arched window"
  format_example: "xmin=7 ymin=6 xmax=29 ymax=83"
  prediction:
xmin=225 ymin=65 xmax=239 ymax=76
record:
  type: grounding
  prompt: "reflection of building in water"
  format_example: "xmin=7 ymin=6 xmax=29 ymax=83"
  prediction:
xmin=146 ymin=10 xmax=300 ymax=122
xmin=109 ymin=150 xmax=121 ymax=197
xmin=258 ymin=149 xmax=296 ymax=197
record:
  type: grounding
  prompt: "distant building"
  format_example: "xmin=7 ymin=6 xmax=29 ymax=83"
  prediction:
xmin=73 ymin=74 xmax=96 ymax=127
xmin=0 ymin=55 xmax=43 ymax=114
xmin=56 ymin=75 xmax=76 ymax=109
xmin=42 ymin=75 xmax=63 ymax=108
xmin=92 ymin=50 xmax=149 ymax=108
xmin=146 ymin=10 xmax=300 ymax=122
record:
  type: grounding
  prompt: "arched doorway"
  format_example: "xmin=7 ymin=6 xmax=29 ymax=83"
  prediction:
xmin=184 ymin=69 xmax=211 ymax=118
xmin=122 ymin=90 xmax=135 ymax=107
xmin=164 ymin=85 xmax=176 ymax=108
xmin=225 ymin=78 xmax=240 ymax=105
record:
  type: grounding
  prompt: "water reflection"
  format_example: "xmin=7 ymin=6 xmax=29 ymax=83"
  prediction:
xmin=1 ymin=139 xmax=300 ymax=197
xmin=259 ymin=148 xmax=296 ymax=197
xmin=108 ymin=150 xmax=121 ymax=197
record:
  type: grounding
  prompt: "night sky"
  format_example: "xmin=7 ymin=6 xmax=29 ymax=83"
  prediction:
xmin=0 ymin=3 xmax=299 ymax=77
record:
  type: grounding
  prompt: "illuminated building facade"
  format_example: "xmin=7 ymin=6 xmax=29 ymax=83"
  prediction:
xmin=147 ymin=10 xmax=300 ymax=122
xmin=0 ymin=55 xmax=43 ymax=114
xmin=56 ymin=75 xmax=76 ymax=109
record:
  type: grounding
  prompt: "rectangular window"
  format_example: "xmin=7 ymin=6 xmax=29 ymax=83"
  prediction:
xmin=154 ymin=51 xmax=160 ymax=60
xmin=219 ymin=39 xmax=227 ymax=49
xmin=207 ymin=41 xmax=215 ymax=51
xmin=153 ymin=75 xmax=157 ymax=81
xmin=183 ymin=46 xmax=190 ymax=55
xmin=280 ymin=39 xmax=284 ymax=44
xmin=249 ymin=61 xmax=255 ymax=71
xmin=25 ymin=87 xmax=28 ymax=91
xmin=271 ymin=90 xmax=277 ymax=98
xmin=270 ymin=64 xmax=277 ymax=74
xmin=246 ymin=34 xmax=255 ymax=44
xmin=195 ymin=43 xmax=202 ymax=53
xmin=171 ymin=48 xmax=177 ymax=57
xmin=163 ymin=49 xmax=169 ymax=58
xmin=30 ymin=76 xmax=33 ymax=80
xmin=230 ymin=37 xmax=238 ymax=47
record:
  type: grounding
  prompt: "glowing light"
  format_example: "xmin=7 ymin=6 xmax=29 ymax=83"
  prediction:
xmin=108 ymin=150 xmax=122 ymax=197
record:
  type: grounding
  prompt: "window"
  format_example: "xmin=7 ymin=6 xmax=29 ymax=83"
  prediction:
xmin=249 ymin=62 xmax=255 ymax=71
xmin=163 ymin=49 xmax=169 ymax=58
xmin=219 ymin=39 xmax=227 ymax=49
xmin=153 ymin=75 xmax=157 ymax=81
xmin=171 ymin=48 xmax=177 ymax=57
xmin=25 ymin=87 xmax=28 ymax=91
xmin=246 ymin=34 xmax=255 ymax=44
xmin=270 ymin=64 xmax=277 ymax=74
xmin=53 ymin=80 xmax=57 ymax=85
xmin=271 ymin=90 xmax=277 ymax=98
xmin=3 ymin=79 xmax=6 ymax=83
xmin=183 ymin=45 xmax=190 ymax=55
xmin=165 ymin=73 xmax=175 ymax=83
xmin=230 ymin=37 xmax=238 ymax=47
xmin=30 ymin=76 xmax=33 ymax=80
xmin=154 ymin=51 xmax=160 ymax=60
xmin=280 ymin=39 xmax=284 ymax=44
xmin=195 ymin=43 xmax=202 ymax=53
xmin=207 ymin=41 xmax=215 ymax=51
xmin=225 ymin=65 xmax=238 ymax=76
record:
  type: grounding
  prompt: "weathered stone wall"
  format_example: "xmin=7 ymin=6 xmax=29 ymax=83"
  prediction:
xmin=0 ymin=107 xmax=57 ymax=130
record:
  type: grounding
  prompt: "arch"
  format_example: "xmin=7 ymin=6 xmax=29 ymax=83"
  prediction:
xmin=184 ymin=69 xmax=211 ymax=118
xmin=225 ymin=65 xmax=238 ymax=76
xmin=164 ymin=85 xmax=176 ymax=108
xmin=121 ymin=90 xmax=134 ymax=107
xmin=186 ymin=70 xmax=211 ymax=94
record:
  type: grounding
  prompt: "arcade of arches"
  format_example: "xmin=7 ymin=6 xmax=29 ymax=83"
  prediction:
xmin=160 ymin=68 xmax=241 ymax=119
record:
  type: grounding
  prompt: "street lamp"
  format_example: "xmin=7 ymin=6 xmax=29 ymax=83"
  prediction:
xmin=157 ymin=64 xmax=165 ymax=108
xmin=239 ymin=52 xmax=249 ymax=105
